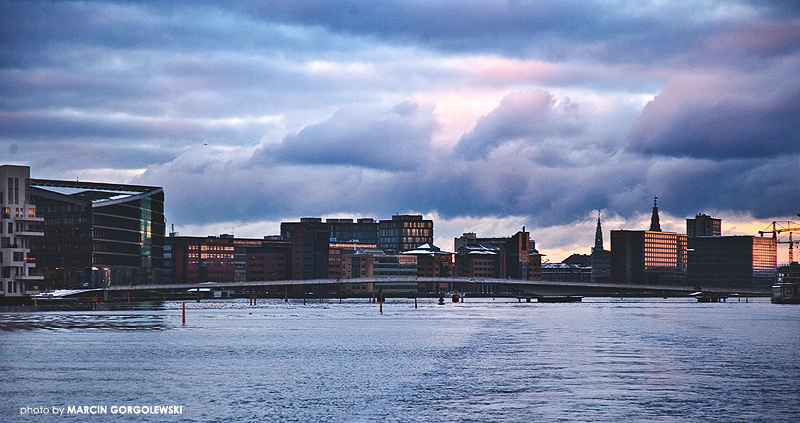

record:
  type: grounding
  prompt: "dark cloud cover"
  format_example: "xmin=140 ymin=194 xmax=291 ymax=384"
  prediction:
xmin=262 ymin=101 xmax=437 ymax=171
xmin=2 ymin=0 xmax=799 ymax=257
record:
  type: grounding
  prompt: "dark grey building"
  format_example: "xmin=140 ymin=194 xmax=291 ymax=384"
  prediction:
xmin=687 ymin=236 xmax=777 ymax=288
xmin=687 ymin=213 xmax=722 ymax=238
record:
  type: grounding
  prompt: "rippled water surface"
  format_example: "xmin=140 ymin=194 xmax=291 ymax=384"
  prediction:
xmin=1 ymin=297 xmax=799 ymax=422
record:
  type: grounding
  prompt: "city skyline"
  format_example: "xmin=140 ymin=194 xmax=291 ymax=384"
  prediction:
xmin=2 ymin=1 xmax=799 ymax=262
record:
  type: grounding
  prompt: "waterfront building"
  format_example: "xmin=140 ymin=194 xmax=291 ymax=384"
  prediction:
xmin=687 ymin=213 xmax=722 ymax=238
xmin=402 ymin=243 xmax=454 ymax=277
xmin=590 ymin=213 xmax=611 ymax=283
xmin=341 ymin=252 xmax=375 ymax=279
xmin=329 ymin=241 xmax=380 ymax=280
xmin=165 ymin=234 xmax=290 ymax=284
xmin=687 ymin=236 xmax=777 ymax=288
xmin=373 ymin=254 xmax=418 ymax=294
xmin=610 ymin=198 xmax=687 ymax=285
xmin=281 ymin=217 xmax=382 ymax=280
xmin=378 ymin=214 xmax=433 ymax=253
xmin=456 ymin=243 xmax=501 ymax=279
xmin=0 ymin=165 xmax=45 ymax=301
xmin=28 ymin=177 xmax=165 ymax=289
xmin=281 ymin=218 xmax=330 ymax=280
xmin=403 ymin=243 xmax=455 ymax=293
xmin=373 ymin=254 xmax=417 ymax=278
xmin=454 ymin=229 xmax=541 ymax=280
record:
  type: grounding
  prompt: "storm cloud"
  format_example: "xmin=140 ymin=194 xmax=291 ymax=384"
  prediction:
xmin=2 ymin=0 xmax=799 ymax=260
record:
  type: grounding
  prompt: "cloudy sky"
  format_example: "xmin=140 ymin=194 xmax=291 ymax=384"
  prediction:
xmin=2 ymin=1 xmax=799 ymax=262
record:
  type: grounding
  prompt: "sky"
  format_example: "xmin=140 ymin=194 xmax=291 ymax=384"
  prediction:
xmin=2 ymin=0 xmax=799 ymax=262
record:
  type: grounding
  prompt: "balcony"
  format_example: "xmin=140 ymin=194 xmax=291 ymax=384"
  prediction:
xmin=16 ymin=230 xmax=45 ymax=237
xmin=17 ymin=215 xmax=44 ymax=222
xmin=18 ymin=274 xmax=44 ymax=281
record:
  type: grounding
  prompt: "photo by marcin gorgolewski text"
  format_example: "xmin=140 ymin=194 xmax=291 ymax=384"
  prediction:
xmin=20 ymin=405 xmax=184 ymax=416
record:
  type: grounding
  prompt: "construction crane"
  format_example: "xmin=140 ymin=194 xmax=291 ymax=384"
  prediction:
xmin=759 ymin=218 xmax=800 ymax=263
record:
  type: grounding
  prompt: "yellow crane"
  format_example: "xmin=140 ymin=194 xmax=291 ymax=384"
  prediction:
xmin=759 ymin=216 xmax=800 ymax=263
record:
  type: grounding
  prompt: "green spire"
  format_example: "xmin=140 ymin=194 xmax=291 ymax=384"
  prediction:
xmin=594 ymin=211 xmax=604 ymax=251
xmin=649 ymin=196 xmax=662 ymax=232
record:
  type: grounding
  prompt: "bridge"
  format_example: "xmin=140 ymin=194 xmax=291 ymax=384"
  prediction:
xmin=46 ymin=277 xmax=770 ymax=302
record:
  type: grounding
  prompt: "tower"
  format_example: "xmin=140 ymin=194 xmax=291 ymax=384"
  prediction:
xmin=591 ymin=211 xmax=611 ymax=283
xmin=594 ymin=211 xmax=604 ymax=251
xmin=649 ymin=196 xmax=661 ymax=232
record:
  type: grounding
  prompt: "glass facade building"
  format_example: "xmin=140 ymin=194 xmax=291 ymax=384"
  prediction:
xmin=378 ymin=215 xmax=433 ymax=253
xmin=28 ymin=179 xmax=165 ymax=289
xmin=687 ymin=236 xmax=777 ymax=288
xmin=611 ymin=230 xmax=688 ymax=285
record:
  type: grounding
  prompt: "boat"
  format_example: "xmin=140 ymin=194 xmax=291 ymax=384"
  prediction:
xmin=772 ymin=283 xmax=800 ymax=304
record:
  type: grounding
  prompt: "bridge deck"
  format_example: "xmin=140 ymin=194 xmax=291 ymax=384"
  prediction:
xmin=99 ymin=277 xmax=769 ymax=296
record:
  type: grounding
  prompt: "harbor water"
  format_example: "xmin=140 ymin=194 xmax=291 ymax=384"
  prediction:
xmin=1 ymin=297 xmax=799 ymax=422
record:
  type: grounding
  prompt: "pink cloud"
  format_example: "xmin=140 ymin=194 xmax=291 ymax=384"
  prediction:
xmin=468 ymin=56 xmax=574 ymax=84
xmin=706 ymin=19 xmax=800 ymax=54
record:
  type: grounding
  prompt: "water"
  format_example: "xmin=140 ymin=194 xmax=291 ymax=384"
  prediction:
xmin=1 ymin=297 xmax=799 ymax=422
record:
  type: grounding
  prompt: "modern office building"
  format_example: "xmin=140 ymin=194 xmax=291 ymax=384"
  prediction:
xmin=0 ymin=165 xmax=45 ymax=302
xmin=687 ymin=236 xmax=777 ymax=288
xmin=327 ymin=218 xmax=379 ymax=244
xmin=281 ymin=218 xmax=330 ymax=280
xmin=378 ymin=214 xmax=433 ymax=253
xmin=610 ymin=198 xmax=687 ymax=285
xmin=687 ymin=213 xmax=722 ymax=238
xmin=28 ymin=177 xmax=165 ymax=289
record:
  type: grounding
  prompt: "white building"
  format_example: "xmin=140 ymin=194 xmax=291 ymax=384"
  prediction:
xmin=1 ymin=165 xmax=44 ymax=301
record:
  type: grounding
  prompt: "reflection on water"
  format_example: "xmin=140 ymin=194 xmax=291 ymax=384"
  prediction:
xmin=0 ymin=313 xmax=170 ymax=331
xmin=0 ymin=302 xmax=169 ymax=331
xmin=1 ymin=298 xmax=799 ymax=423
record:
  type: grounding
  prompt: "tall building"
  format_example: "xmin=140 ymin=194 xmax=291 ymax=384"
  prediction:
xmin=686 ymin=213 xmax=722 ymax=238
xmin=28 ymin=177 xmax=165 ymax=289
xmin=687 ymin=236 xmax=776 ymax=288
xmin=378 ymin=214 xmax=433 ymax=253
xmin=610 ymin=199 xmax=687 ymax=285
xmin=281 ymin=218 xmax=330 ymax=280
xmin=590 ymin=212 xmax=611 ymax=283
xmin=0 ymin=165 xmax=45 ymax=301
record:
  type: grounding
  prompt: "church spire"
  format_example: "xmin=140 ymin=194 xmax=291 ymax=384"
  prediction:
xmin=649 ymin=196 xmax=662 ymax=232
xmin=593 ymin=211 xmax=604 ymax=251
